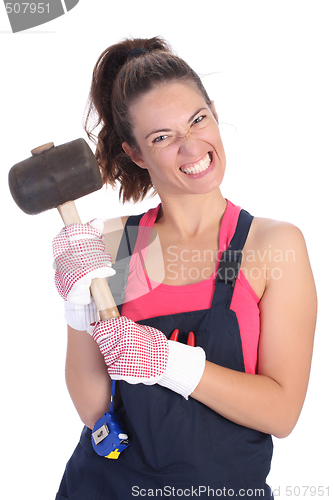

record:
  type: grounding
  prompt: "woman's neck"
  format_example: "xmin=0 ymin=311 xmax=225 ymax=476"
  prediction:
xmin=156 ymin=189 xmax=227 ymax=239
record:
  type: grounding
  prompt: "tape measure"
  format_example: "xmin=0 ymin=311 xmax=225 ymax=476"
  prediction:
xmin=92 ymin=411 xmax=130 ymax=459
xmin=91 ymin=380 xmax=130 ymax=459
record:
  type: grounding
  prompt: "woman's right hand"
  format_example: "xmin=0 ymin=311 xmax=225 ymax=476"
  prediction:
xmin=52 ymin=219 xmax=115 ymax=305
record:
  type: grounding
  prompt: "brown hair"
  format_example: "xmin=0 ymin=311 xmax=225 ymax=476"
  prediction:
xmin=84 ymin=36 xmax=212 ymax=203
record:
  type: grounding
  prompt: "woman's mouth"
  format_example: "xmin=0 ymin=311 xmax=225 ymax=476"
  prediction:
xmin=179 ymin=152 xmax=212 ymax=175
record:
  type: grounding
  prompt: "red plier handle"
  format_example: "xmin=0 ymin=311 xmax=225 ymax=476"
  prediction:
xmin=170 ymin=329 xmax=195 ymax=347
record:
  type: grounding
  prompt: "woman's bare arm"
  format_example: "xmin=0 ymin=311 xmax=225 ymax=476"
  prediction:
xmin=65 ymin=326 xmax=111 ymax=430
xmin=191 ymin=222 xmax=317 ymax=438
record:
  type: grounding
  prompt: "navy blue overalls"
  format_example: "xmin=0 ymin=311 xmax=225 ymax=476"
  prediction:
xmin=56 ymin=209 xmax=273 ymax=500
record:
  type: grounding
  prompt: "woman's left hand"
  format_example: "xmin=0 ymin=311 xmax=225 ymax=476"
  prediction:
xmin=89 ymin=316 xmax=169 ymax=384
xmin=88 ymin=316 xmax=206 ymax=399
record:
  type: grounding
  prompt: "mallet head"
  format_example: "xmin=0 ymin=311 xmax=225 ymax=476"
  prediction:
xmin=8 ymin=138 xmax=103 ymax=215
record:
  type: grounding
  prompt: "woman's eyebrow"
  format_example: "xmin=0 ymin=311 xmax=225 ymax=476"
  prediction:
xmin=144 ymin=107 xmax=208 ymax=140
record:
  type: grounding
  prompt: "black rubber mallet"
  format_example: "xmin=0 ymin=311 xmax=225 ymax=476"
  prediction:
xmin=8 ymin=138 xmax=120 ymax=320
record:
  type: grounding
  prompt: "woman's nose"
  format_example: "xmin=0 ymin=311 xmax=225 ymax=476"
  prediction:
xmin=178 ymin=128 xmax=190 ymax=141
xmin=177 ymin=130 xmax=200 ymax=155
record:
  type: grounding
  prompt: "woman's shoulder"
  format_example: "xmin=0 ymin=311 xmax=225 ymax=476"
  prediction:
xmin=103 ymin=205 xmax=160 ymax=260
xmin=245 ymin=215 xmax=309 ymax=276
xmin=250 ymin=216 xmax=306 ymax=251
xmin=241 ymin=215 xmax=312 ymax=300
xmin=104 ymin=215 xmax=130 ymax=233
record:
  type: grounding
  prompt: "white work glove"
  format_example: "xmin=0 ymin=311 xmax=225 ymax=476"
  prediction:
xmin=88 ymin=316 xmax=206 ymax=399
xmin=64 ymin=300 xmax=99 ymax=331
xmin=52 ymin=219 xmax=115 ymax=305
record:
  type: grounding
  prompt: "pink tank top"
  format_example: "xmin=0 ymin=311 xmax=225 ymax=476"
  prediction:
xmin=121 ymin=200 xmax=260 ymax=374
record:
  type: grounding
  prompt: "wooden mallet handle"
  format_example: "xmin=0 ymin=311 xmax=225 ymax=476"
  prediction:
xmin=32 ymin=143 xmax=120 ymax=321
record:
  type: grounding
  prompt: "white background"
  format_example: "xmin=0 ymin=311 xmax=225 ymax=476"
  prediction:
xmin=1 ymin=1 xmax=332 ymax=498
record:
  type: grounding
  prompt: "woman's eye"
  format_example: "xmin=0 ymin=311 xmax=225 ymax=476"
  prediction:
xmin=192 ymin=115 xmax=206 ymax=125
xmin=152 ymin=135 xmax=168 ymax=143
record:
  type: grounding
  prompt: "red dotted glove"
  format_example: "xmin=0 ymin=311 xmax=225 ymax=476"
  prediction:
xmin=89 ymin=317 xmax=206 ymax=399
xmin=52 ymin=220 xmax=115 ymax=305
xmin=89 ymin=316 xmax=169 ymax=384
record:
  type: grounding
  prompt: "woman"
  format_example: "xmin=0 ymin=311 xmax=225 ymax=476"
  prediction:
xmin=53 ymin=37 xmax=317 ymax=499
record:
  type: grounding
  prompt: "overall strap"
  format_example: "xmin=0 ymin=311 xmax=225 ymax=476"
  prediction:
xmin=216 ymin=209 xmax=254 ymax=286
xmin=116 ymin=213 xmax=145 ymax=260
xmin=107 ymin=213 xmax=145 ymax=313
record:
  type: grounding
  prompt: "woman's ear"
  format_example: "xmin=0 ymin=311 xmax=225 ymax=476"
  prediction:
xmin=122 ymin=142 xmax=147 ymax=169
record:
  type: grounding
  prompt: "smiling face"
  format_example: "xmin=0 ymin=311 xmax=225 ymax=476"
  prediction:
xmin=122 ymin=81 xmax=226 ymax=200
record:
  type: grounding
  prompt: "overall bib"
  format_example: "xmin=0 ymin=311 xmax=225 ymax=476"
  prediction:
xmin=56 ymin=209 xmax=273 ymax=500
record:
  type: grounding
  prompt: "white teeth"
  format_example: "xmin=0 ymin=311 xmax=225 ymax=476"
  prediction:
xmin=180 ymin=153 xmax=212 ymax=175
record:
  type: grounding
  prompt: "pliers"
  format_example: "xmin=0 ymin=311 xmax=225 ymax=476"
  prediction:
xmin=170 ymin=329 xmax=195 ymax=347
